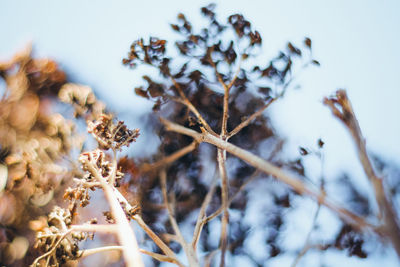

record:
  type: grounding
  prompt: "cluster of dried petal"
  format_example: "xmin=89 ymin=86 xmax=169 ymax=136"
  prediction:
xmin=87 ymin=114 xmax=140 ymax=150
xmin=58 ymin=83 xmax=105 ymax=120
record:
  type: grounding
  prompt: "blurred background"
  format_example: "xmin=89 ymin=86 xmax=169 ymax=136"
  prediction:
xmin=1 ymin=0 xmax=399 ymax=266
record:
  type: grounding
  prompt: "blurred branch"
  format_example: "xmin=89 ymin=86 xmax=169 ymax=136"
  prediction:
xmin=160 ymin=117 xmax=377 ymax=232
xmin=192 ymin=170 xmax=219 ymax=250
xmin=227 ymin=98 xmax=275 ymax=139
xmin=70 ymin=224 xmax=118 ymax=234
xmin=160 ymin=169 xmax=199 ymax=267
xmin=169 ymin=75 xmax=217 ymax=136
xmin=79 ymin=246 xmax=123 ymax=258
xmin=324 ymin=89 xmax=400 ymax=257
xmin=217 ymin=148 xmax=229 ymax=267
xmin=205 ymin=170 xmax=260 ymax=224
xmin=140 ymin=141 xmax=198 ymax=173
xmin=290 ymin=205 xmax=321 ymax=267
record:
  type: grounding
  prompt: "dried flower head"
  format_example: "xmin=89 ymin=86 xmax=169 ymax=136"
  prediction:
xmin=87 ymin=114 xmax=140 ymax=150
xmin=32 ymin=207 xmax=78 ymax=266
xmin=32 ymin=207 xmax=97 ymax=266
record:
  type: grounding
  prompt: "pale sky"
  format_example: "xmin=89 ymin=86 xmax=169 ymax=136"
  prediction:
xmin=1 ymin=1 xmax=399 ymax=266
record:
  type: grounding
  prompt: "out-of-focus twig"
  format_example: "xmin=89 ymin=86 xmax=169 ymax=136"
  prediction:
xmin=227 ymin=98 xmax=275 ymax=139
xmin=140 ymin=141 xmax=198 ymax=173
xmin=324 ymin=89 xmax=400 ymax=257
xmin=169 ymin=75 xmax=217 ymax=136
xmin=160 ymin=169 xmax=199 ymax=267
xmin=192 ymin=170 xmax=218 ymax=250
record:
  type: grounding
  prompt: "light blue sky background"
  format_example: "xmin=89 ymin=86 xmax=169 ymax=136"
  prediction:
xmin=1 ymin=1 xmax=399 ymax=266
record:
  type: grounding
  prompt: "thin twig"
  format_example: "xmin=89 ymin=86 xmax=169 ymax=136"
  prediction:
xmin=204 ymin=249 xmax=219 ymax=267
xmin=140 ymin=141 xmax=198 ymax=173
xmin=291 ymin=205 xmax=321 ymax=267
xmin=160 ymin=169 xmax=199 ymax=267
xmin=132 ymin=214 xmax=180 ymax=264
xmin=31 ymin=230 xmax=72 ymax=266
xmin=169 ymin=75 xmax=217 ymax=136
xmin=191 ymin=169 xmax=219 ymax=250
xmin=139 ymin=249 xmax=182 ymax=264
xmin=209 ymin=57 xmax=230 ymax=137
xmin=205 ymin=170 xmax=260 ymax=224
xmin=73 ymin=178 xmax=101 ymax=188
xmin=227 ymin=98 xmax=275 ymax=139
xmin=226 ymin=56 xmax=244 ymax=91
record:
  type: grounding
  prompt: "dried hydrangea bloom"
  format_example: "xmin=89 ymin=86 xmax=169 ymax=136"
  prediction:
xmin=32 ymin=206 xmax=96 ymax=266
xmin=87 ymin=114 xmax=140 ymax=150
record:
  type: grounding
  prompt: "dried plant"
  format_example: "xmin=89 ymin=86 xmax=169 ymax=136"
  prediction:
xmin=2 ymin=4 xmax=399 ymax=267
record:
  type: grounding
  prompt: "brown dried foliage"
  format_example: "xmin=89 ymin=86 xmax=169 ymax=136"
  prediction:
xmin=0 ymin=44 xmax=106 ymax=266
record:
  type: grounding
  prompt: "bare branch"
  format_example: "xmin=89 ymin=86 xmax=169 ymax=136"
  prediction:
xmin=132 ymin=214 xmax=179 ymax=263
xmin=217 ymin=148 xmax=229 ymax=267
xmin=204 ymin=170 xmax=259 ymax=225
xmin=160 ymin=117 xmax=377 ymax=232
xmin=209 ymin=56 xmax=230 ymax=137
xmin=169 ymin=75 xmax=217 ymax=136
xmin=204 ymin=249 xmax=219 ymax=267
xmin=139 ymin=249 xmax=182 ymax=265
xmin=227 ymin=98 xmax=275 ymax=139
xmin=140 ymin=141 xmax=198 ymax=173
xmin=209 ymin=51 xmax=245 ymax=267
